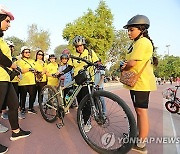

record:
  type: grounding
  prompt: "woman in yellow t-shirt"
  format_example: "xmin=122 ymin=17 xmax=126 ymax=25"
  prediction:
xmin=46 ymin=54 xmax=59 ymax=87
xmin=1 ymin=41 xmax=25 ymax=120
xmin=122 ymin=15 xmax=158 ymax=153
xmin=17 ymin=46 xmax=37 ymax=114
xmin=0 ymin=6 xmax=31 ymax=151
xmin=34 ymin=50 xmax=47 ymax=102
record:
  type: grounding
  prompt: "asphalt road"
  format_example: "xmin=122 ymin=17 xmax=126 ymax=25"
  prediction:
xmin=0 ymin=82 xmax=179 ymax=154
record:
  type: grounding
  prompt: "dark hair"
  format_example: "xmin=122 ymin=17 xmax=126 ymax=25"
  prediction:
xmin=35 ymin=50 xmax=45 ymax=62
xmin=130 ymin=25 xmax=158 ymax=66
xmin=0 ymin=14 xmax=8 ymax=37
xmin=21 ymin=49 xmax=30 ymax=58
xmin=48 ymin=54 xmax=56 ymax=61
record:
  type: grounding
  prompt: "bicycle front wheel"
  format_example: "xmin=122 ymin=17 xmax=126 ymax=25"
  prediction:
xmin=39 ymin=85 xmax=60 ymax=122
xmin=77 ymin=90 xmax=137 ymax=154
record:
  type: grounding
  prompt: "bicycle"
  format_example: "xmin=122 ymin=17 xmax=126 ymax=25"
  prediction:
xmin=39 ymin=55 xmax=137 ymax=154
xmin=162 ymin=85 xmax=180 ymax=113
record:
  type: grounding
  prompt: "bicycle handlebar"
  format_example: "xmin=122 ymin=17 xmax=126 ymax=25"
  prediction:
xmin=70 ymin=55 xmax=106 ymax=69
xmin=70 ymin=55 xmax=94 ymax=66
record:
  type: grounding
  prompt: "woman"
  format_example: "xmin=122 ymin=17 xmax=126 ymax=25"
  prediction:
xmin=1 ymin=40 xmax=25 ymax=120
xmin=122 ymin=15 xmax=157 ymax=153
xmin=0 ymin=5 xmax=31 ymax=153
xmin=34 ymin=50 xmax=47 ymax=102
xmin=46 ymin=54 xmax=59 ymax=87
xmin=17 ymin=46 xmax=37 ymax=114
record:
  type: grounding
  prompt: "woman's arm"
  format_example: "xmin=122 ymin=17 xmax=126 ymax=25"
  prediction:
xmin=61 ymin=65 xmax=73 ymax=74
xmin=122 ymin=60 xmax=137 ymax=71
xmin=0 ymin=49 xmax=12 ymax=67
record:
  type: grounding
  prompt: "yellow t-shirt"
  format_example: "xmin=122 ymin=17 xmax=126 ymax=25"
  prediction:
xmin=17 ymin=58 xmax=36 ymax=86
xmin=34 ymin=60 xmax=47 ymax=82
xmin=0 ymin=38 xmax=11 ymax=81
xmin=68 ymin=49 xmax=99 ymax=81
xmin=46 ymin=62 xmax=58 ymax=86
xmin=124 ymin=37 xmax=157 ymax=91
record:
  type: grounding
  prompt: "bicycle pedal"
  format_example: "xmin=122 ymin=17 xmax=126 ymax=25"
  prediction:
xmin=56 ymin=123 xmax=64 ymax=129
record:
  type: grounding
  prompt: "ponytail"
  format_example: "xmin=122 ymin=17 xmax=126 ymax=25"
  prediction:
xmin=143 ymin=30 xmax=158 ymax=66
xmin=134 ymin=25 xmax=158 ymax=66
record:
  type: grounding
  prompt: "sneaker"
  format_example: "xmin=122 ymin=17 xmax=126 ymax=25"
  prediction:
xmin=132 ymin=143 xmax=148 ymax=154
xmin=28 ymin=108 xmax=37 ymax=114
xmin=0 ymin=124 xmax=8 ymax=133
xmin=0 ymin=144 xmax=8 ymax=154
xmin=21 ymin=108 xmax=26 ymax=115
xmin=1 ymin=112 xmax=8 ymax=120
xmin=18 ymin=112 xmax=25 ymax=119
xmin=10 ymin=128 xmax=31 ymax=141
xmin=84 ymin=123 xmax=92 ymax=133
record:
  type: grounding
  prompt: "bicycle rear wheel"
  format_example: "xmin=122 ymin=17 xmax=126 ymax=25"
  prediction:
xmin=39 ymin=85 xmax=60 ymax=122
xmin=77 ymin=90 xmax=137 ymax=154
xmin=165 ymin=101 xmax=179 ymax=113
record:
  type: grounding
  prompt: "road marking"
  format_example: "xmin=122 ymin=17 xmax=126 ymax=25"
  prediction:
xmin=169 ymin=112 xmax=180 ymax=154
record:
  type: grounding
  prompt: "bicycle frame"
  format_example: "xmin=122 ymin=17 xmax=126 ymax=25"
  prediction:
xmin=58 ymin=80 xmax=83 ymax=113
xmin=55 ymin=68 xmax=95 ymax=113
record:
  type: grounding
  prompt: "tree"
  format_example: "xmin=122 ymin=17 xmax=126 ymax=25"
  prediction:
xmin=107 ymin=30 xmax=131 ymax=76
xmin=26 ymin=24 xmax=51 ymax=54
xmin=155 ymin=55 xmax=180 ymax=79
xmin=54 ymin=44 xmax=68 ymax=58
xmin=62 ymin=0 xmax=114 ymax=62
xmin=107 ymin=30 xmax=131 ymax=63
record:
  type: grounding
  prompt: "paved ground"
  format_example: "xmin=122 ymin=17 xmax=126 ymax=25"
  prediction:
xmin=0 ymin=82 xmax=179 ymax=154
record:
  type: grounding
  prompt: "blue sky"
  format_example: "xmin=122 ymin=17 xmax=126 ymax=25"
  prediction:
xmin=2 ymin=0 xmax=180 ymax=56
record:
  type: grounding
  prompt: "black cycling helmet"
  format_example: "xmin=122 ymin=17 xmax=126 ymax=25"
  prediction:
xmin=60 ymin=54 xmax=69 ymax=60
xmin=123 ymin=15 xmax=150 ymax=29
xmin=73 ymin=35 xmax=86 ymax=46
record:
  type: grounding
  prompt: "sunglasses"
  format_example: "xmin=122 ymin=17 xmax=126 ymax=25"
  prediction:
xmin=75 ymin=45 xmax=83 ymax=48
xmin=38 ymin=54 xmax=44 ymax=56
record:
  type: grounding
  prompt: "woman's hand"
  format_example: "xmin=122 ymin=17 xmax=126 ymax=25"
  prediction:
xmin=122 ymin=60 xmax=136 ymax=71
xmin=10 ymin=62 xmax=17 ymax=69
xmin=121 ymin=61 xmax=127 ymax=70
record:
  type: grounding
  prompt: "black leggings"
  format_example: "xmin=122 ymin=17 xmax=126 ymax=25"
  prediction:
xmin=35 ymin=82 xmax=46 ymax=102
xmin=19 ymin=85 xmax=36 ymax=109
xmin=0 ymin=81 xmax=19 ymax=130
xmin=1 ymin=82 xmax=19 ymax=110
xmin=77 ymin=86 xmax=92 ymax=124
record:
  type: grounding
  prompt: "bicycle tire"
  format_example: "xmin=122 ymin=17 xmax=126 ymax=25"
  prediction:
xmin=39 ymin=85 xmax=59 ymax=122
xmin=77 ymin=90 xmax=137 ymax=154
xmin=165 ymin=101 xmax=179 ymax=113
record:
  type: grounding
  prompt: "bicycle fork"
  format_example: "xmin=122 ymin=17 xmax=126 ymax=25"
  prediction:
xmin=88 ymin=85 xmax=105 ymax=124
